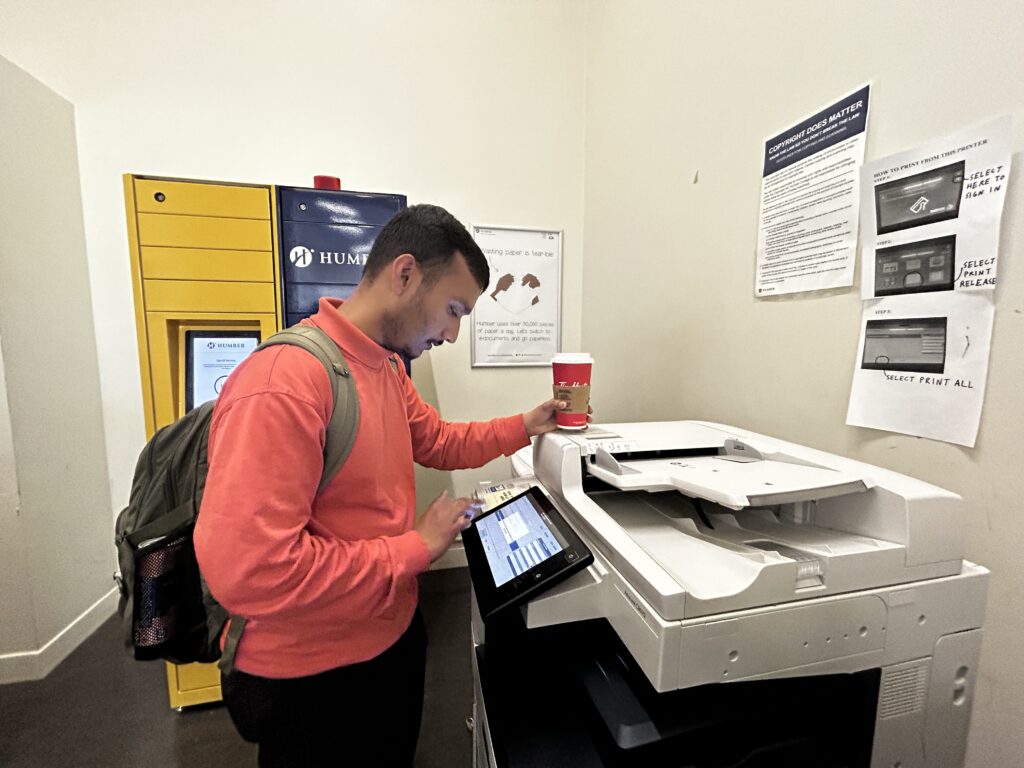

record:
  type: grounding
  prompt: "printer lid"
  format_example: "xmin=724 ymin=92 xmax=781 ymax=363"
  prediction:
xmin=559 ymin=421 xmax=730 ymax=456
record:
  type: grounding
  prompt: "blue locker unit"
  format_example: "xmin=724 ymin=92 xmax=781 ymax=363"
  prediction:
xmin=278 ymin=186 xmax=407 ymax=328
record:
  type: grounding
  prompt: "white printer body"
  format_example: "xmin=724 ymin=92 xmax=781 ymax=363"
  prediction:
xmin=512 ymin=421 xmax=987 ymax=768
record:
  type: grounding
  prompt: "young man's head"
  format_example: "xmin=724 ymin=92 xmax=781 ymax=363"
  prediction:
xmin=361 ymin=204 xmax=490 ymax=359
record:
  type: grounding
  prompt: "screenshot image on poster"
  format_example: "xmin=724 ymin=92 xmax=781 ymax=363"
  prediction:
xmin=476 ymin=494 xmax=565 ymax=586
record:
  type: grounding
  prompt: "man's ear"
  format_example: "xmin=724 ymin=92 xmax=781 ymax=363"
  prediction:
xmin=389 ymin=253 xmax=419 ymax=297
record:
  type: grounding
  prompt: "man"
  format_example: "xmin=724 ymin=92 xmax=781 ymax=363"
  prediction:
xmin=194 ymin=204 xmax=575 ymax=767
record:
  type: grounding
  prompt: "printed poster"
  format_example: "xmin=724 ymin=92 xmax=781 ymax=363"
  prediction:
xmin=859 ymin=116 xmax=1011 ymax=299
xmin=846 ymin=292 xmax=994 ymax=447
xmin=471 ymin=225 xmax=561 ymax=367
xmin=847 ymin=116 xmax=1011 ymax=446
xmin=755 ymin=85 xmax=871 ymax=296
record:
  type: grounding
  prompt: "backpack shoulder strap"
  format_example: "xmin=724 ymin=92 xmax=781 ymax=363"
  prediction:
xmin=220 ymin=325 xmax=360 ymax=675
xmin=255 ymin=325 xmax=360 ymax=494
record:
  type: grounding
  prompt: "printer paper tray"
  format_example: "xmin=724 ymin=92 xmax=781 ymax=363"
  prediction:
xmin=586 ymin=455 xmax=868 ymax=510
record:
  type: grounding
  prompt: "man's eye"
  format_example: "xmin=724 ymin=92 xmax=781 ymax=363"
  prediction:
xmin=450 ymin=307 xmax=459 ymax=318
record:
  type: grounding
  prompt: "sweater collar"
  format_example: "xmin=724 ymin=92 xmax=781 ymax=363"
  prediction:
xmin=307 ymin=297 xmax=394 ymax=369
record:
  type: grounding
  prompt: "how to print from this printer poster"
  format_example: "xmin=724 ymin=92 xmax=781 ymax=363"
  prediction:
xmin=847 ymin=291 xmax=994 ymax=447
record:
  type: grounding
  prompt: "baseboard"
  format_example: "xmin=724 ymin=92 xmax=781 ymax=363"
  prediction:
xmin=0 ymin=587 xmax=118 ymax=685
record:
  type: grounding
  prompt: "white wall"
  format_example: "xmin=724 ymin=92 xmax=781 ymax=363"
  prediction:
xmin=0 ymin=337 xmax=31 ymax=653
xmin=581 ymin=2 xmax=1023 ymax=766
xmin=0 ymin=55 xmax=115 ymax=681
xmin=0 ymin=0 xmax=587 ymax=512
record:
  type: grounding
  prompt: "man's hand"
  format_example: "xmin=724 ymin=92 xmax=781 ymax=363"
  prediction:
xmin=414 ymin=492 xmax=481 ymax=562
xmin=522 ymin=398 xmax=594 ymax=437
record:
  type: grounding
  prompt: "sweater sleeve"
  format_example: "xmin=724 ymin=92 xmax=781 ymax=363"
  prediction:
xmin=399 ymin=361 xmax=531 ymax=470
xmin=194 ymin=385 xmax=430 ymax=624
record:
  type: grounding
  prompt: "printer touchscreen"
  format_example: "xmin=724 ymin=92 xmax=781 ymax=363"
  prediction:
xmin=475 ymin=492 xmax=565 ymax=587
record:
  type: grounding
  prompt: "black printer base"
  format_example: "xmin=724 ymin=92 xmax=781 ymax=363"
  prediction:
xmin=475 ymin=616 xmax=879 ymax=768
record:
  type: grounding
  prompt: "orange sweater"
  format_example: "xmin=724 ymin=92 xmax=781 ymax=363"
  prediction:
xmin=194 ymin=298 xmax=529 ymax=678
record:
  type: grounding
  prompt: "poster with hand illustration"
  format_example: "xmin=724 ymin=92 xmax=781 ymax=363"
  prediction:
xmin=470 ymin=225 xmax=561 ymax=367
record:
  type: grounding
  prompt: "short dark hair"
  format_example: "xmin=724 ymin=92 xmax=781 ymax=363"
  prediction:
xmin=363 ymin=204 xmax=489 ymax=290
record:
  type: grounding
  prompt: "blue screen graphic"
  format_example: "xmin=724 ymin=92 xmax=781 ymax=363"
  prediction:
xmin=475 ymin=494 xmax=564 ymax=587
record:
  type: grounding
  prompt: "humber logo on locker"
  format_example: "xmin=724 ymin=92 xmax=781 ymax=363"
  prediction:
xmin=289 ymin=246 xmax=314 ymax=268
xmin=289 ymin=246 xmax=368 ymax=268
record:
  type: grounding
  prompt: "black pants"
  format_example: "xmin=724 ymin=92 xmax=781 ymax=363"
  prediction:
xmin=221 ymin=610 xmax=427 ymax=768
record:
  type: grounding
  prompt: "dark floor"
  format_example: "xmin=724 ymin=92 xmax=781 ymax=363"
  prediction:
xmin=0 ymin=568 xmax=474 ymax=768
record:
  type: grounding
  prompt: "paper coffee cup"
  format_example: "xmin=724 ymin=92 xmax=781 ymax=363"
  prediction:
xmin=552 ymin=353 xmax=592 ymax=429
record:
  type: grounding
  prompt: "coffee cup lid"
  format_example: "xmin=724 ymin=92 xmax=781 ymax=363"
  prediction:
xmin=551 ymin=353 xmax=593 ymax=364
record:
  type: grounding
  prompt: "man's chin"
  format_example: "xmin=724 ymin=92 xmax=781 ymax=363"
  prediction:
xmin=383 ymin=342 xmax=423 ymax=360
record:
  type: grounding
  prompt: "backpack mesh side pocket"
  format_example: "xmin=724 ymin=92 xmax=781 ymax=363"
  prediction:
xmin=134 ymin=533 xmax=195 ymax=654
xmin=124 ymin=510 xmax=210 ymax=663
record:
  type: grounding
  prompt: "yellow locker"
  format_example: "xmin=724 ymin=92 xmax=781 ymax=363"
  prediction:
xmin=124 ymin=174 xmax=282 ymax=708
xmin=138 ymin=212 xmax=272 ymax=251
xmin=134 ymin=177 xmax=270 ymax=219
xmin=143 ymin=280 xmax=276 ymax=313
xmin=141 ymin=246 xmax=274 ymax=282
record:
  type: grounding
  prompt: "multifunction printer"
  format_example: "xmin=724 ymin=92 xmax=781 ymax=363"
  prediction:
xmin=470 ymin=422 xmax=987 ymax=768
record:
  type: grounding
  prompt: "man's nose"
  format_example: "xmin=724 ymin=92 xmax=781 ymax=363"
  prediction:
xmin=443 ymin=318 xmax=460 ymax=344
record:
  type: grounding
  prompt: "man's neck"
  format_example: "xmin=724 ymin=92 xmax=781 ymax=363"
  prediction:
xmin=336 ymin=286 xmax=386 ymax=345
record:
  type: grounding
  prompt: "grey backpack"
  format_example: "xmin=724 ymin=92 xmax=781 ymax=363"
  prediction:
xmin=114 ymin=325 xmax=372 ymax=673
